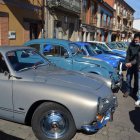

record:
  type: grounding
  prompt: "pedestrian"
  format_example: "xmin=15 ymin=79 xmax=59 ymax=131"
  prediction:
xmin=129 ymin=47 xmax=140 ymax=105
xmin=123 ymin=34 xmax=140 ymax=98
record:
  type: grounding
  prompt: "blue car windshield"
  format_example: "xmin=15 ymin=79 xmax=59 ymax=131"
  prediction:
xmin=84 ymin=44 xmax=97 ymax=56
xmin=7 ymin=49 xmax=49 ymax=72
xmin=106 ymin=43 xmax=116 ymax=49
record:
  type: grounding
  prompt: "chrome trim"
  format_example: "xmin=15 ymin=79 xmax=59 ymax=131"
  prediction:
xmin=82 ymin=95 xmax=117 ymax=132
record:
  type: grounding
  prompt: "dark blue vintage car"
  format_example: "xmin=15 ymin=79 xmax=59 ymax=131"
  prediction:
xmin=75 ymin=42 xmax=120 ymax=69
xmin=23 ymin=38 xmax=123 ymax=90
xmin=87 ymin=42 xmax=126 ymax=70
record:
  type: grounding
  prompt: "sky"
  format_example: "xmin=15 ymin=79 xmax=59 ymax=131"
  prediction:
xmin=124 ymin=0 xmax=140 ymax=19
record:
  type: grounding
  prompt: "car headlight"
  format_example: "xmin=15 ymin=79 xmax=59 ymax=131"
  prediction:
xmin=97 ymin=97 xmax=103 ymax=113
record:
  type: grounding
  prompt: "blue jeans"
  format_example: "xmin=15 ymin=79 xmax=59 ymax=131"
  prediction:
xmin=126 ymin=65 xmax=138 ymax=95
xmin=138 ymin=72 xmax=140 ymax=101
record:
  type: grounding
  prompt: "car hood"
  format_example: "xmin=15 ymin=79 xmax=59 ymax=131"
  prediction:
xmin=102 ymin=53 xmax=125 ymax=62
xmin=74 ymin=55 xmax=113 ymax=71
xmin=93 ymin=54 xmax=119 ymax=64
xmin=33 ymin=65 xmax=104 ymax=90
xmin=112 ymin=50 xmax=126 ymax=55
xmin=106 ymin=51 xmax=126 ymax=58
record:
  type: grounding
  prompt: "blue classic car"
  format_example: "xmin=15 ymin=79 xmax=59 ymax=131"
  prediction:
xmin=75 ymin=42 xmax=120 ymax=69
xmin=89 ymin=41 xmax=126 ymax=57
xmin=87 ymin=42 xmax=127 ymax=70
xmin=23 ymin=38 xmax=122 ymax=90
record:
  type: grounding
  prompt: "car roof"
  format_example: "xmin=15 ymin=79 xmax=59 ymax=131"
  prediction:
xmin=0 ymin=46 xmax=34 ymax=54
xmin=75 ymin=42 xmax=90 ymax=45
xmin=23 ymin=38 xmax=73 ymax=46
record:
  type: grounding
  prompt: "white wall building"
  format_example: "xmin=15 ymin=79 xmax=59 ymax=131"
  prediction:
xmin=133 ymin=19 xmax=140 ymax=30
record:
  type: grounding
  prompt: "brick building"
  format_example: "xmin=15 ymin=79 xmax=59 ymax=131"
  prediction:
xmin=104 ymin=0 xmax=135 ymax=42
xmin=0 ymin=0 xmax=43 ymax=45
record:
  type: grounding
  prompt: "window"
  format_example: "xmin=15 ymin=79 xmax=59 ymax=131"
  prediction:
xmin=29 ymin=44 xmax=40 ymax=51
xmin=43 ymin=45 xmax=68 ymax=57
xmin=7 ymin=50 xmax=48 ymax=72
xmin=91 ymin=4 xmax=95 ymax=24
xmin=0 ymin=53 xmax=9 ymax=73
xmin=68 ymin=43 xmax=79 ymax=55
xmin=82 ymin=0 xmax=88 ymax=23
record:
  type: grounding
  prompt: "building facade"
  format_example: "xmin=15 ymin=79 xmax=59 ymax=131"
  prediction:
xmin=105 ymin=0 xmax=135 ymax=42
xmin=0 ymin=0 xmax=43 ymax=45
xmin=80 ymin=0 xmax=99 ymax=42
xmin=45 ymin=0 xmax=81 ymax=42
xmin=98 ymin=1 xmax=114 ymax=42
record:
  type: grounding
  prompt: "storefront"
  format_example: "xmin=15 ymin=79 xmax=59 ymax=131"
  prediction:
xmin=0 ymin=0 xmax=42 ymax=45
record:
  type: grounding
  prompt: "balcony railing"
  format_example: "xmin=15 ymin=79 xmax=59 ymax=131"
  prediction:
xmin=51 ymin=0 xmax=81 ymax=14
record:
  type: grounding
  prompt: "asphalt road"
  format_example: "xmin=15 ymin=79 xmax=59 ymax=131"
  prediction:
xmin=0 ymin=71 xmax=140 ymax=140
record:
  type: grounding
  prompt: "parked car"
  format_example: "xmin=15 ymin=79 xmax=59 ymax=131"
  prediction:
xmin=89 ymin=41 xmax=126 ymax=57
xmin=0 ymin=46 xmax=117 ymax=140
xmin=87 ymin=42 xmax=127 ymax=70
xmin=108 ymin=42 xmax=127 ymax=51
xmin=23 ymin=38 xmax=123 ymax=90
xmin=75 ymin=42 xmax=121 ymax=69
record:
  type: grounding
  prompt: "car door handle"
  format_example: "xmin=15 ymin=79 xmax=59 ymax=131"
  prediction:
xmin=10 ymin=75 xmax=23 ymax=79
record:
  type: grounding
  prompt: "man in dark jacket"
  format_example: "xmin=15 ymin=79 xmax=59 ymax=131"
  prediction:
xmin=124 ymin=34 xmax=140 ymax=98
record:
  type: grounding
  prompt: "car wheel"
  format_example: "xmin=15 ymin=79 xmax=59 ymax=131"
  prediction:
xmin=31 ymin=102 xmax=76 ymax=140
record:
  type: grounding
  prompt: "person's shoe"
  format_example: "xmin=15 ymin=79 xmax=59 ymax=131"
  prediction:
xmin=123 ymin=92 xmax=130 ymax=98
xmin=135 ymin=100 xmax=140 ymax=105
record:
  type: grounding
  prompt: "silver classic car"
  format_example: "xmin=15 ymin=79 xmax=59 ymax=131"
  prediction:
xmin=0 ymin=46 xmax=117 ymax=140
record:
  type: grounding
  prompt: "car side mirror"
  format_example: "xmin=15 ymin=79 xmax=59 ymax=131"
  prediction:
xmin=64 ymin=53 xmax=69 ymax=58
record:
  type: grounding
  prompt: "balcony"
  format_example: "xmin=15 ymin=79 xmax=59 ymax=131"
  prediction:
xmin=50 ymin=0 xmax=81 ymax=14
xmin=123 ymin=13 xmax=131 ymax=20
xmin=117 ymin=11 xmax=123 ymax=17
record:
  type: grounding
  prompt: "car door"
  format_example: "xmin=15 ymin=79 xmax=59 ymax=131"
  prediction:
xmin=0 ymin=53 xmax=13 ymax=118
xmin=41 ymin=44 xmax=73 ymax=69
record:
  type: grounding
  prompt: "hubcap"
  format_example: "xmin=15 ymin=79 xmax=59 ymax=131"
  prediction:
xmin=40 ymin=110 xmax=69 ymax=139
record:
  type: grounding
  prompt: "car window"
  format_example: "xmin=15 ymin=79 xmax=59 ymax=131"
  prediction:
xmin=7 ymin=49 xmax=48 ymax=72
xmin=29 ymin=44 xmax=40 ymax=51
xmin=0 ymin=53 xmax=9 ymax=73
xmin=99 ymin=43 xmax=109 ymax=50
xmin=43 ymin=45 xmax=68 ymax=57
xmin=68 ymin=43 xmax=79 ymax=55
xmin=84 ymin=45 xmax=96 ymax=55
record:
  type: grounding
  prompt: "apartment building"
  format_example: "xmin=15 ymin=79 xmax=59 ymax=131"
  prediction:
xmin=105 ymin=0 xmax=135 ymax=42
xmin=0 ymin=0 xmax=43 ymax=45
xmin=45 ymin=0 xmax=81 ymax=42
xmin=98 ymin=1 xmax=114 ymax=42
xmin=80 ymin=0 xmax=99 ymax=42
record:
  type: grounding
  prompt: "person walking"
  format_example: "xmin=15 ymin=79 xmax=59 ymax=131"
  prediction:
xmin=123 ymin=34 xmax=140 ymax=98
xmin=128 ymin=48 xmax=140 ymax=105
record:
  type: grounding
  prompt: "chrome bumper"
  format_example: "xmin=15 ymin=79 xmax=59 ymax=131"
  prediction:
xmin=82 ymin=95 xmax=117 ymax=133
xmin=112 ymin=74 xmax=123 ymax=89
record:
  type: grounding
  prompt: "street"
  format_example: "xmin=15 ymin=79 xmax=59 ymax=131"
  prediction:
xmin=0 ymin=71 xmax=140 ymax=140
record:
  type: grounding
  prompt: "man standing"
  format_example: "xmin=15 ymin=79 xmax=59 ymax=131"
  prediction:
xmin=124 ymin=34 xmax=140 ymax=98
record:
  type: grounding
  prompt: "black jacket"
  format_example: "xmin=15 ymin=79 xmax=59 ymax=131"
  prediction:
xmin=125 ymin=42 xmax=140 ymax=63
xmin=131 ymin=50 xmax=140 ymax=71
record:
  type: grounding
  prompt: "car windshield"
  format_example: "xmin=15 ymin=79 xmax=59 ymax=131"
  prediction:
xmin=106 ymin=43 xmax=116 ymax=49
xmin=7 ymin=49 xmax=49 ymax=72
xmin=99 ymin=43 xmax=110 ymax=50
xmin=68 ymin=43 xmax=83 ymax=56
xmin=84 ymin=44 xmax=97 ymax=56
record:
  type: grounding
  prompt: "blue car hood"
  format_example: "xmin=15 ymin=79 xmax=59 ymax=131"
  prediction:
xmin=112 ymin=50 xmax=126 ymax=55
xmin=74 ymin=55 xmax=114 ymax=71
xmin=100 ymin=53 xmax=125 ymax=62
xmin=93 ymin=54 xmax=119 ymax=67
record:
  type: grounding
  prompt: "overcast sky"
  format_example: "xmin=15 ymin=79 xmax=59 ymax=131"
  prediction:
xmin=124 ymin=0 xmax=140 ymax=19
